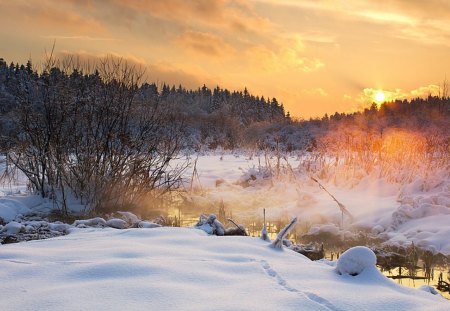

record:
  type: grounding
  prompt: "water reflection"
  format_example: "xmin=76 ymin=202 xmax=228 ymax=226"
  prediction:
xmin=381 ymin=266 xmax=450 ymax=299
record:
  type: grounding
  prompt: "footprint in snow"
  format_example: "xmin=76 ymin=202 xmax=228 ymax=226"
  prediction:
xmin=260 ymin=260 xmax=342 ymax=311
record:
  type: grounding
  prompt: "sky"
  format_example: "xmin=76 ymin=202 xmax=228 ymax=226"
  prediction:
xmin=0 ymin=0 xmax=449 ymax=118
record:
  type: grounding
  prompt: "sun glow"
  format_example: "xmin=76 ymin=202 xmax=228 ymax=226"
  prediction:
xmin=374 ymin=91 xmax=385 ymax=103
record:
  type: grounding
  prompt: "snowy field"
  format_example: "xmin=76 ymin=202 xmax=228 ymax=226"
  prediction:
xmin=1 ymin=152 xmax=450 ymax=309
xmin=0 ymin=227 xmax=448 ymax=310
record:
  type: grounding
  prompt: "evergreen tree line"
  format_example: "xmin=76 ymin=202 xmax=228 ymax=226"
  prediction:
xmin=1 ymin=57 xmax=448 ymax=156
xmin=0 ymin=57 xmax=448 ymax=212
xmin=0 ymin=57 xmax=288 ymax=152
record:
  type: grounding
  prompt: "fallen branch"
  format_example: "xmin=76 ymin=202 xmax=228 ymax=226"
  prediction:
xmin=310 ymin=177 xmax=354 ymax=223
xmin=270 ymin=217 xmax=297 ymax=249
xmin=227 ymin=218 xmax=247 ymax=236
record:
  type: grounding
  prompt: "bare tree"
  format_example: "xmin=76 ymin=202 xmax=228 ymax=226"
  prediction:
xmin=7 ymin=55 xmax=188 ymax=215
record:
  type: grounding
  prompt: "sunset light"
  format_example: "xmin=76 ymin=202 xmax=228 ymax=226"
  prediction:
xmin=375 ymin=91 xmax=386 ymax=103
xmin=0 ymin=0 xmax=448 ymax=118
xmin=0 ymin=1 xmax=450 ymax=308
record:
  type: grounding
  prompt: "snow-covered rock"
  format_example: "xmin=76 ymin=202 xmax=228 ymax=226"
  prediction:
xmin=336 ymin=246 xmax=377 ymax=276
xmin=48 ymin=222 xmax=72 ymax=232
xmin=137 ymin=221 xmax=161 ymax=229
xmin=117 ymin=211 xmax=141 ymax=225
xmin=73 ymin=218 xmax=107 ymax=228
xmin=194 ymin=214 xmax=225 ymax=236
xmin=106 ymin=218 xmax=128 ymax=229
xmin=2 ymin=221 xmax=24 ymax=235
xmin=208 ymin=214 xmax=225 ymax=236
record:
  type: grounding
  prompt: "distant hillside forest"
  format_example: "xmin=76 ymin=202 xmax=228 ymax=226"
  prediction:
xmin=0 ymin=57 xmax=449 ymax=153
xmin=0 ymin=57 xmax=448 ymax=213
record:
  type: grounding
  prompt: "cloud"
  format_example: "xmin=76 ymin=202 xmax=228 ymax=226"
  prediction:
xmin=0 ymin=1 xmax=107 ymax=36
xmin=51 ymin=51 xmax=209 ymax=89
xmin=246 ymin=35 xmax=324 ymax=73
xmin=357 ymin=84 xmax=442 ymax=106
xmin=41 ymin=35 xmax=116 ymax=41
xmin=410 ymin=84 xmax=441 ymax=98
xmin=105 ymin=0 xmax=274 ymax=35
xmin=257 ymin=0 xmax=450 ymax=47
xmin=355 ymin=10 xmax=416 ymax=26
xmin=176 ymin=30 xmax=235 ymax=58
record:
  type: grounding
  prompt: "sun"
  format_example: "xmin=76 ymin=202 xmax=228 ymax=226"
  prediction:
xmin=374 ymin=91 xmax=385 ymax=103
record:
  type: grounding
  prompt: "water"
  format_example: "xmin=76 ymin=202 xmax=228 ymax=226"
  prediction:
xmin=381 ymin=266 xmax=450 ymax=299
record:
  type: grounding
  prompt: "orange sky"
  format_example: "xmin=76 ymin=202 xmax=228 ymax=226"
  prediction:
xmin=0 ymin=0 xmax=449 ymax=118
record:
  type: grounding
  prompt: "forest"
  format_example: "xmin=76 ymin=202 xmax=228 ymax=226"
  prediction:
xmin=0 ymin=57 xmax=449 ymax=216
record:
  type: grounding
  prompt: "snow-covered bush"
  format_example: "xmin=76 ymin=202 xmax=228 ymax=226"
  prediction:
xmin=335 ymin=246 xmax=377 ymax=276
xmin=5 ymin=57 xmax=188 ymax=216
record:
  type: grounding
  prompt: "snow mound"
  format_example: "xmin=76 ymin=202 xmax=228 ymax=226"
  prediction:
xmin=336 ymin=246 xmax=377 ymax=276
xmin=0 ymin=198 xmax=32 ymax=222
xmin=116 ymin=211 xmax=141 ymax=225
xmin=418 ymin=285 xmax=443 ymax=297
xmin=73 ymin=218 xmax=107 ymax=228
xmin=48 ymin=222 xmax=72 ymax=233
xmin=2 ymin=221 xmax=24 ymax=234
xmin=106 ymin=218 xmax=127 ymax=229
xmin=137 ymin=221 xmax=161 ymax=228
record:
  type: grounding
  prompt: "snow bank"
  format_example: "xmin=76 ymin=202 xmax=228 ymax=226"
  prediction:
xmin=0 ymin=198 xmax=32 ymax=222
xmin=419 ymin=285 xmax=442 ymax=296
xmin=0 ymin=228 xmax=447 ymax=310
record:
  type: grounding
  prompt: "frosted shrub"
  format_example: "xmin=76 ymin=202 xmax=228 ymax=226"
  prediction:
xmin=335 ymin=246 xmax=376 ymax=276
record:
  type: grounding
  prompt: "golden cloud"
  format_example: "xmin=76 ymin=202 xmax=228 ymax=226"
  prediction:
xmin=357 ymin=84 xmax=442 ymax=107
xmin=245 ymin=35 xmax=324 ymax=73
xmin=51 ymin=51 xmax=210 ymax=89
xmin=106 ymin=0 xmax=274 ymax=35
xmin=176 ymin=30 xmax=235 ymax=58
xmin=260 ymin=0 xmax=450 ymax=47
xmin=1 ymin=1 xmax=107 ymax=36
